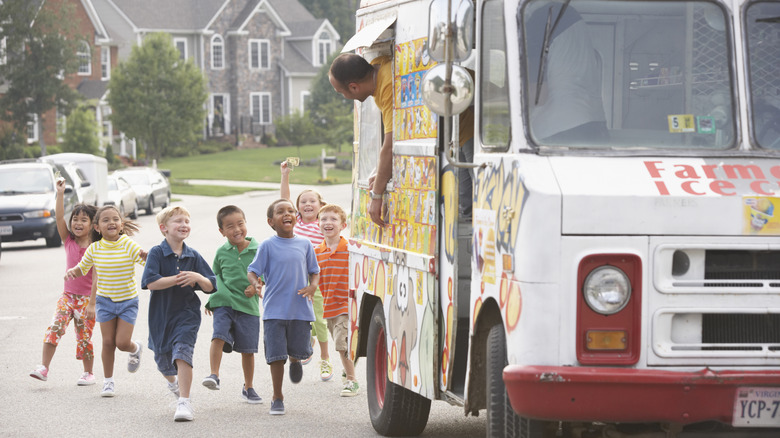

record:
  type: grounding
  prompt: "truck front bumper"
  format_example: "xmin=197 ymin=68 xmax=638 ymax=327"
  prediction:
xmin=504 ymin=365 xmax=780 ymax=424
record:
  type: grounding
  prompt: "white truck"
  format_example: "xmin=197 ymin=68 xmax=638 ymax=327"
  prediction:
xmin=45 ymin=153 xmax=108 ymax=206
xmin=342 ymin=0 xmax=780 ymax=436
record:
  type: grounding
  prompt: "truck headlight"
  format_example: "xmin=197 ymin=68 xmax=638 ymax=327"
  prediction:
xmin=583 ymin=266 xmax=631 ymax=314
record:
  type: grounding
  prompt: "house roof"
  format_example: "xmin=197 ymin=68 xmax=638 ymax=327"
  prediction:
xmin=280 ymin=40 xmax=318 ymax=75
xmin=77 ymin=79 xmax=108 ymax=100
xmin=108 ymin=0 xmax=225 ymax=31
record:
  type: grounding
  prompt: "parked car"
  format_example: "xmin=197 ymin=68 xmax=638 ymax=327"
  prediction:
xmin=55 ymin=161 xmax=98 ymax=206
xmin=44 ymin=153 xmax=108 ymax=206
xmin=0 ymin=161 xmax=78 ymax=247
xmin=106 ymin=175 xmax=138 ymax=219
xmin=113 ymin=167 xmax=171 ymax=215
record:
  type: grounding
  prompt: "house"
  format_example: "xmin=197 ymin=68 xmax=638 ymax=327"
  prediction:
xmin=92 ymin=0 xmax=340 ymax=147
xmin=1 ymin=0 xmax=120 ymax=151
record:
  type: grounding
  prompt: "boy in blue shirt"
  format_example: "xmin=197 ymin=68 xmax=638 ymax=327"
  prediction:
xmin=141 ymin=206 xmax=217 ymax=422
xmin=247 ymin=199 xmax=320 ymax=416
xmin=202 ymin=205 xmax=262 ymax=404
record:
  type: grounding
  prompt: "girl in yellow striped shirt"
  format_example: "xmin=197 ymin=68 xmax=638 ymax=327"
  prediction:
xmin=65 ymin=205 xmax=146 ymax=397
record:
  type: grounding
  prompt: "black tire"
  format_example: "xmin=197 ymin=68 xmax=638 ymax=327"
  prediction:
xmin=366 ymin=304 xmax=431 ymax=436
xmin=45 ymin=234 xmax=62 ymax=248
xmin=145 ymin=198 xmax=154 ymax=215
xmin=486 ymin=324 xmax=547 ymax=438
xmin=129 ymin=203 xmax=138 ymax=220
xmin=162 ymin=193 xmax=170 ymax=208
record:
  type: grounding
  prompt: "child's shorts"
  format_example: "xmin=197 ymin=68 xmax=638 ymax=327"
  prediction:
xmin=263 ymin=319 xmax=313 ymax=364
xmin=96 ymin=295 xmax=138 ymax=324
xmin=153 ymin=342 xmax=195 ymax=376
xmin=211 ymin=306 xmax=259 ymax=353
xmin=327 ymin=314 xmax=349 ymax=352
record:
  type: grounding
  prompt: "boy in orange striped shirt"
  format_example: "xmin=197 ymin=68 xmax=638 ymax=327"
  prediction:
xmin=314 ymin=204 xmax=358 ymax=396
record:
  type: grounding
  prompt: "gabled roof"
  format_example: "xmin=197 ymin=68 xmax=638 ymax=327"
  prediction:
xmin=280 ymin=40 xmax=318 ymax=75
xmin=80 ymin=0 xmax=110 ymax=42
xmin=107 ymin=0 xmax=225 ymax=32
xmin=230 ymin=0 xmax=289 ymax=35
xmin=77 ymin=79 xmax=108 ymax=100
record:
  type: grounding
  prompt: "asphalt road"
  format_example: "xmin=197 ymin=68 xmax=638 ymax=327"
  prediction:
xmin=0 ymin=184 xmax=486 ymax=437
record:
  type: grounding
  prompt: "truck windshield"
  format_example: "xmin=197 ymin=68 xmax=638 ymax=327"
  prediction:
xmin=746 ymin=2 xmax=780 ymax=150
xmin=521 ymin=0 xmax=735 ymax=150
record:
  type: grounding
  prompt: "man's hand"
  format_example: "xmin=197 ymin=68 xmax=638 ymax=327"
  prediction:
xmin=369 ymin=197 xmax=385 ymax=227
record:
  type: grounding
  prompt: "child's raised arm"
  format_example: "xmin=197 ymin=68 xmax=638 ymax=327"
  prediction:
xmin=55 ymin=179 xmax=69 ymax=243
xmin=280 ymin=161 xmax=291 ymax=201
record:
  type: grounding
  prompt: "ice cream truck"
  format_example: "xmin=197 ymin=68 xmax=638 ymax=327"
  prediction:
xmin=342 ymin=0 xmax=780 ymax=436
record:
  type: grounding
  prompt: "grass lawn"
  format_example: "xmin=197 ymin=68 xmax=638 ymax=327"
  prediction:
xmin=170 ymin=181 xmax=273 ymax=197
xmin=158 ymin=144 xmax=352 ymax=186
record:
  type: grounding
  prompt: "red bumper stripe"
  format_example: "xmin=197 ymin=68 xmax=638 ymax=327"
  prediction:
xmin=504 ymin=365 xmax=780 ymax=424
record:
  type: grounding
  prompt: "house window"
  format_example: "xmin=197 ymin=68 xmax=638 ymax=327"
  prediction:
xmin=101 ymin=46 xmax=110 ymax=80
xmin=0 ymin=36 xmax=6 ymax=65
xmin=174 ymin=37 xmax=187 ymax=60
xmin=317 ymin=32 xmax=331 ymax=66
xmin=102 ymin=120 xmax=112 ymax=139
xmin=56 ymin=107 xmax=66 ymax=141
xmin=250 ymin=92 xmax=272 ymax=124
xmin=27 ymin=114 xmax=39 ymax=144
xmin=77 ymin=41 xmax=91 ymax=75
xmin=301 ymin=91 xmax=311 ymax=112
xmin=249 ymin=39 xmax=270 ymax=69
xmin=211 ymin=35 xmax=224 ymax=69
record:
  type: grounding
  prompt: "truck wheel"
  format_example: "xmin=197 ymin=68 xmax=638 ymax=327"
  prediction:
xmin=486 ymin=323 xmax=547 ymax=438
xmin=366 ymin=303 xmax=431 ymax=436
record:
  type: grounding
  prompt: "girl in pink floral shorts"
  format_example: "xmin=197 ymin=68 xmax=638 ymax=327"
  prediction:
xmin=29 ymin=179 xmax=100 ymax=385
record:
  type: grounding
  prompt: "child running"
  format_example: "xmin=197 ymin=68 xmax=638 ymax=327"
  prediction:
xmin=247 ymin=199 xmax=320 ymax=415
xmin=65 ymin=205 xmax=145 ymax=397
xmin=280 ymin=161 xmax=333 ymax=381
xmin=315 ymin=204 xmax=359 ymax=397
xmin=30 ymin=179 xmax=98 ymax=385
xmin=202 ymin=205 xmax=262 ymax=404
xmin=141 ymin=206 xmax=216 ymax=422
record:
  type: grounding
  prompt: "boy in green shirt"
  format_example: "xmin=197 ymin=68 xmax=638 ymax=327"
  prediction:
xmin=202 ymin=205 xmax=262 ymax=403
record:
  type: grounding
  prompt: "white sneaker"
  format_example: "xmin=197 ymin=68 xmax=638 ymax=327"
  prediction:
xmin=101 ymin=380 xmax=115 ymax=397
xmin=174 ymin=399 xmax=194 ymax=422
xmin=128 ymin=341 xmax=143 ymax=373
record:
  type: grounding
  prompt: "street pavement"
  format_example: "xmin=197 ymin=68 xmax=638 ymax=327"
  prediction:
xmin=0 ymin=182 xmax=486 ymax=437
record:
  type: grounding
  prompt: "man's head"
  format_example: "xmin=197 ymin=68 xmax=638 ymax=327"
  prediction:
xmin=329 ymin=53 xmax=375 ymax=102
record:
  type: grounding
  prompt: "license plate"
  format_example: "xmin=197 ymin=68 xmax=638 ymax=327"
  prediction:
xmin=0 ymin=225 xmax=11 ymax=236
xmin=733 ymin=387 xmax=780 ymax=427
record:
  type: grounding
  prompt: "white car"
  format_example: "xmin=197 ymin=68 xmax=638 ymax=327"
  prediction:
xmin=113 ymin=167 xmax=171 ymax=215
xmin=106 ymin=175 xmax=138 ymax=219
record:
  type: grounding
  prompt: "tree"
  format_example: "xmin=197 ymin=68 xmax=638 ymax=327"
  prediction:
xmin=107 ymin=33 xmax=207 ymax=162
xmin=0 ymin=0 xmax=82 ymax=156
xmin=61 ymin=106 xmax=100 ymax=155
xmin=308 ymin=52 xmax=353 ymax=151
xmin=275 ymin=110 xmax=320 ymax=146
xmin=299 ymin=0 xmax=357 ymax=41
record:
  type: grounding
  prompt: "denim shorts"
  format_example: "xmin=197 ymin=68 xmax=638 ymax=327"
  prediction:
xmin=153 ymin=342 xmax=195 ymax=376
xmin=263 ymin=319 xmax=313 ymax=364
xmin=96 ymin=295 xmax=138 ymax=324
xmin=211 ymin=306 xmax=259 ymax=353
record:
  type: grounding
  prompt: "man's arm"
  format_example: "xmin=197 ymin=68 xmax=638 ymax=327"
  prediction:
xmin=368 ymin=131 xmax=393 ymax=226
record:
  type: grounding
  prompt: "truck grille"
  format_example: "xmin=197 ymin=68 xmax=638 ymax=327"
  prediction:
xmin=705 ymin=250 xmax=780 ymax=287
xmin=702 ymin=314 xmax=780 ymax=351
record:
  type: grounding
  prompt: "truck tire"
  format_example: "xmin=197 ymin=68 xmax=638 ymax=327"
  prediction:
xmin=486 ymin=323 xmax=546 ymax=438
xmin=366 ymin=303 xmax=431 ymax=436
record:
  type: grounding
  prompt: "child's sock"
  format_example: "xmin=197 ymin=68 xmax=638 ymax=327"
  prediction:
xmin=104 ymin=377 xmax=114 ymax=383
xmin=178 ymin=397 xmax=190 ymax=403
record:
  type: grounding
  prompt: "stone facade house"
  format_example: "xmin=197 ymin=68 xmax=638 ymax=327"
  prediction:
xmin=92 ymin=0 xmax=340 ymax=145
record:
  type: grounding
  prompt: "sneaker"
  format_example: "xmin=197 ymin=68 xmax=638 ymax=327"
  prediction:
xmin=101 ymin=381 xmax=115 ymax=397
xmin=289 ymin=360 xmax=303 ymax=384
xmin=77 ymin=372 xmax=96 ymax=386
xmin=127 ymin=341 xmax=143 ymax=373
xmin=174 ymin=399 xmax=194 ymax=422
xmin=242 ymin=385 xmax=263 ymax=404
xmin=269 ymin=398 xmax=285 ymax=415
xmin=341 ymin=380 xmax=360 ymax=397
xmin=29 ymin=365 xmax=48 ymax=381
xmin=168 ymin=380 xmax=180 ymax=398
xmin=320 ymin=359 xmax=334 ymax=381
xmin=202 ymin=374 xmax=220 ymax=390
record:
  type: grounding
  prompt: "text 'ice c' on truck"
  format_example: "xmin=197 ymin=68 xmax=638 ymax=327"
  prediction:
xmin=341 ymin=0 xmax=780 ymax=436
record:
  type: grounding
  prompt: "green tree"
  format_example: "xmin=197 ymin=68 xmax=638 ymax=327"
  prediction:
xmin=275 ymin=110 xmax=319 ymax=146
xmin=107 ymin=33 xmax=207 ymax=162
xmin=0 ymin=0 xmax=82 ymax=156
xmin=62 ymin=106 xmax=100 ymax=155
xmin=299 ymin=0 xmax=357 ymax=41
xmin=308 ymin=52 xmax=353 ymax=151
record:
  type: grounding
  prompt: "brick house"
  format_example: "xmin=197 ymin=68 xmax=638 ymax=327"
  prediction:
xmin=2 ymin=0 xmax=120 ymax=151
xmin=92 ymin=0 xmax=340 ymax=147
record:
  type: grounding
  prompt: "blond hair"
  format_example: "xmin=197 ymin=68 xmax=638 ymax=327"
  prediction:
xmin=156 ymin=205 xmax=190 ymax=236
xmin=318 ymin=204 xmax=347 ymax=224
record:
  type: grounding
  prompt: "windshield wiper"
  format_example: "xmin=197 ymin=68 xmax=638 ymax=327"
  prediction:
xmin=757 ymin=16 xmax=780 ymax=23
xmin=534 ymin=0 xmax=572 ymax=105
xmin=0 ymin=190 xmax=24 ymax=195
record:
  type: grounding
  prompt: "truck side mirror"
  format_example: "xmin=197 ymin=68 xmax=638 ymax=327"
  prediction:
xmin=427 ymin=0 xmax=473 ymax=62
